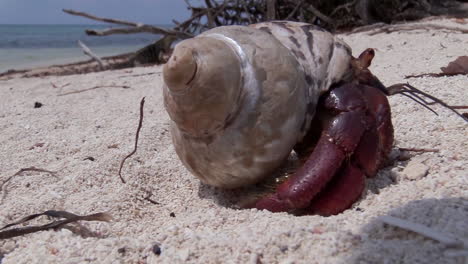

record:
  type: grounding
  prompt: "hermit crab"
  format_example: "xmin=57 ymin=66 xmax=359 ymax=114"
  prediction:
xmin=162 ymin=21 xmax=466 ymax=216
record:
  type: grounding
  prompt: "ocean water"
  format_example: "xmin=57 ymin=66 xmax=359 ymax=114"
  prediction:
xmin=0 ymin=24 xmax=166 ymax=72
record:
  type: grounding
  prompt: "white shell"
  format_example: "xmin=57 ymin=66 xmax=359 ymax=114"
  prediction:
xmin=163 ymin=21 xmax=354 ymax=188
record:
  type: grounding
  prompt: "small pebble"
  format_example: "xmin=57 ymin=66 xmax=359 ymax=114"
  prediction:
xmin=152 ymin=243 xmax=162 ymax=255
xmin=34 ymin=102 xmax=43 ymax=108
xmin=117 ymin=247 xmax=126 ymax=255
xmin=402 ymin=160 xmax=429 ymax=180
xmin=178 ymin=248 xmax=189 ymax=261
xmin=170 ymin=212 xmax=175 ymax=217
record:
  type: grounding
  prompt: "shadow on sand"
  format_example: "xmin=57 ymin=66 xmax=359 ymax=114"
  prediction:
xmin=346 ymin=197 xmax=468 ymax=263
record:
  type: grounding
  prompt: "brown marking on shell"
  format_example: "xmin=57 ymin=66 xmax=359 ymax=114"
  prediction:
xmin=316 ymin=79 xmax=323 ymax=91
xmin=291 ymin=49 xmax=307 ymax=61
xmin=334 ymin=42 xmax=352 ymax=56
xmin=300 ymin=25 xmax=315 ymax=60
xmin=305 ymin=24 xmax=329 ymax=33
xmin=288 ymin=36 xmax=301 ymax=49
xmin=327 ymin=44 xmax=335 ymax=64
xmin=304 ymin=74 xmax=314 ymax=85
xmin=258 ymin=26 xmax=272 ymax=34
xmin=272 ymin=21 xmax=295 ymax=34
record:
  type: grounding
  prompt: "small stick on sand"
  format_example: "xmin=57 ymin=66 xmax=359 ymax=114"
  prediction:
xmin=379 ymin=215 xmax=465 ymax=248
xmin=144 ymin=192 xmax=160 ymax=205
xmin=398 ymin=147 xmax=440 ymax=153
xmin=118 ymin=72 xmax=162 ymax=78
xmin=0 ymin=167 xmax=56 ymax=203
xmin=50 ymin=82 xmax=70 ymax=89
xmin=449 ymin=105 xmax=468 ymax=110
xmin=118 ymin=97 xmax=146 ymax=183
xmin=405 ymin=72 xmax=468 ymax=78
xmin=58 ymin=85 xmax=130 ymax=96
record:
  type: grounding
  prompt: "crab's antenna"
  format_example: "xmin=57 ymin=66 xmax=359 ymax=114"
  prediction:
xmin=387 ymin=83 xmax=468 ymax=122
xmin=398 ymin=92 xmax=439 ymax=116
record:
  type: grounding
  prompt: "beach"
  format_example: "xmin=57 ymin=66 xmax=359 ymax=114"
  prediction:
xmin=0 ymin=18 xmax=467 ymax=264
xmin=0 ymin=24 xmax=162 ymax=72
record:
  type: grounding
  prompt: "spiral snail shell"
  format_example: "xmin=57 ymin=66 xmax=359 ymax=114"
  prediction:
xmin=163 ymin=21 xmax=355 ymax=188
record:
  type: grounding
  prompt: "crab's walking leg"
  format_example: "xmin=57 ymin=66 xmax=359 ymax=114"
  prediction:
xmin=255 ymin=83 xmax=369 ymax=213
xmin=255 ymin=138 xmax=347 ymax=212
xmin=305 ymin=85 xmax=393 ymax=216
xmin=305 ymin=164 xmax=365 ymax=216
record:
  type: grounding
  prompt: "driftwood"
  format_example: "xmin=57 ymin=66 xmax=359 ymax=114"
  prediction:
xmin=78 ymin=40 xmax=105 ymax=69
xmin=62 ymin=9 xmax=191 ymax=38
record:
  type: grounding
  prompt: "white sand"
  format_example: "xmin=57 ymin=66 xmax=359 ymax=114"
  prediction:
xmin=0 ymin=19 xmax=467 ymax=264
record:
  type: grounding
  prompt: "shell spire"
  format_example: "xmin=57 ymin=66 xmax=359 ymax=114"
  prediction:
xmin=163 ymin=45 xmax=197 ymax=93
xmin=163 ymin=37 xmax=243 ymax=138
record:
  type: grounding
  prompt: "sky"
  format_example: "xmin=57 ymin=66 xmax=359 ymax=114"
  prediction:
xmin=0 ymin=0 xmax=194 ymax=24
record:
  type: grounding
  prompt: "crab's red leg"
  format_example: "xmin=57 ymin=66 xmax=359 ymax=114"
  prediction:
xmin=304 ymin=164 xmax=365 ymax=216
xmin=304 ymin=85 xmax=393 ymax=215
xmin=255 ymin=84 xmax=369 ymax=212
xmin=255 ymin=138 xmax=347 ymax=212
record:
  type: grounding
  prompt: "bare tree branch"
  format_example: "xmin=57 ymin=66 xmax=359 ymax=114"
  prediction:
xmin=63 ymin=9 xmax=139 ymax=27
xmin=286 ymin=0 xmax=304 ymax=20
xmin=63 ymin=9 xmax=192 ymax=38
xmin=304 ymin=3 xmax=334 ymax=26
xmin=266 ymin=0 xmax=276 ymax=21
xmin=84 ymin=25 xmax=192 ymax=37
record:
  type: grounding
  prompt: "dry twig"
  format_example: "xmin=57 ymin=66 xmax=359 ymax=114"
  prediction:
xmin=143 ymin=192 xmax=160 ymax=205
xmin=58 ymin=85 xmax=130 ymax=96
xmin=398 ymin=147 xmax=440 ymax=153
xmin=450 ymin=105 xmax=468 ymax=109
xmin=118 ymin=97 xmax=146 ymax=183
xmin=1 ymin=167 xmax=56 ymax=203
xmin=0 ymin=210 xmax=112 ymax=239
xmin=118 ymin=72 xmax=161 ymax=78
xmin=50 ymin=82 xmax=70 ymax=89
xmin=304 ymin=2 xmax=334 ymax=27
xmin=406 ymin=56 xmax=468 ymax=79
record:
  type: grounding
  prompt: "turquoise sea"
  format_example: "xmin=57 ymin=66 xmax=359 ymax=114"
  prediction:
xmin=0 ymin=24 xmax=166 ymax=72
